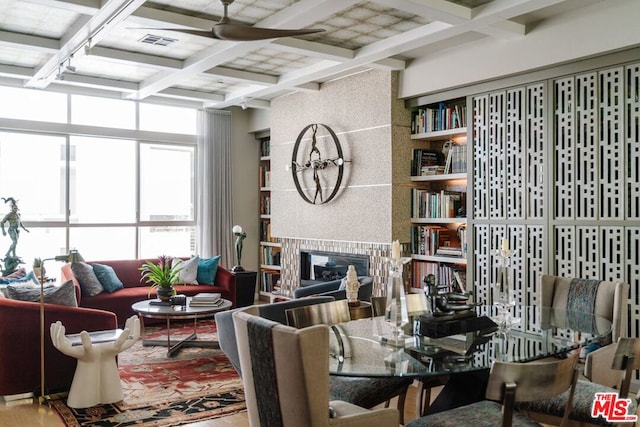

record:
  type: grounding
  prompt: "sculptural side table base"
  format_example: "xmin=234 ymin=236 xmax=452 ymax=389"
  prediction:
xmin=50 ymin=316 xmax=140 ymax=408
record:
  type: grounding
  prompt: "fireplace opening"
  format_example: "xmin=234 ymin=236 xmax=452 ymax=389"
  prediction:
xmin=299 ymin=250 xmax=369 ymax=286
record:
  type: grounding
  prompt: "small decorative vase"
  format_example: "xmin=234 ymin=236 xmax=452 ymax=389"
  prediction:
xmin=157 ymin=287 xmax=174 ymax=302
xmin=491 ymin=239 xmax=517 ymax=329
xmin=383 ymin=256 xmax=411 ymax=346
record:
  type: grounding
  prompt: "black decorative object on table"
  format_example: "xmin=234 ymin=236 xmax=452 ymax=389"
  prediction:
xmin=416 ymin=312 xmax=498 ymax=339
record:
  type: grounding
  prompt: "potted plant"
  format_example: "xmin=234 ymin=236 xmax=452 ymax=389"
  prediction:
xmin=139 ymin=255 xmax=181 ymax=301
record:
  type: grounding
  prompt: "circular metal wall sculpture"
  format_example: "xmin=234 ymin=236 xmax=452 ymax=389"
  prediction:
xmin=288 ymin=123 xmax=347 ymax=205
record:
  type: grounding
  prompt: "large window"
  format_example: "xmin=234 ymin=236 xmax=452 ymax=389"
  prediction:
xmin=0 ymin=87 xmax=197 ymax=266
xmin=70 ymin=136 xmax=137 ymax=223
xmin=0 ymin=132 xmax=67 ymax=221
xmin=140 ymin=143 xmax=194 ymax=222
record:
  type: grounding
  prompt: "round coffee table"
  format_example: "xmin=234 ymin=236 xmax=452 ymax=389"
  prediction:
xmin=132 ymin=297 xmax=232 ymax=357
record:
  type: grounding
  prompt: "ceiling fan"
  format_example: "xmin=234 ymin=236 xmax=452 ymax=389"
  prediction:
xmin=146 ymin=0 xmax=325 ymax=41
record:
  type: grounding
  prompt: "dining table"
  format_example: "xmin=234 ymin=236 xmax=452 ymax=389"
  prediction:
xmin=328 ymin=305 xmax=612 ymax=414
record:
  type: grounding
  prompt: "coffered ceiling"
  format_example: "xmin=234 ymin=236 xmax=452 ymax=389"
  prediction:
xmin=0 ymin=0 xmax=603 ymax=109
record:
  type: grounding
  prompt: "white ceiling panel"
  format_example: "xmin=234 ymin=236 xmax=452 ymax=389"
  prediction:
xmin=0 ymin=0 xmax=606 ymax=109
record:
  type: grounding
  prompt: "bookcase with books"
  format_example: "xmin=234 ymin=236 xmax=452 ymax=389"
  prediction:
xmin=409 ymin=97 xmax=469 ymax=296
xmin=258 ymin=136 xmax=281 ymax=299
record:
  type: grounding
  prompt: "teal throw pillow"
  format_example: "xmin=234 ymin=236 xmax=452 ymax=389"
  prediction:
xmin=92 ymin=263 xmax=124 ymax=293
xmin=197 ymin=255 xmax=221 ymax=285
xmin=6 ymin=280 xmax=78 ymax=307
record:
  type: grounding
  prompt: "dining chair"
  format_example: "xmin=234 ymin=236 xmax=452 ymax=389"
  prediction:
xmin=232 ymin=310 xmax=399 ymax=427
xmin=539 ymin=275 xmax=629 ymax=387
xmin=285 ymin=299 xmax=413 ymax=424
xmin=406 ymin=355 xmax=579 ymax=427
xmin=214 ymin=296 xmax=335 ymax=375
xmin=516 ymin=337 xmax=640 ymax=426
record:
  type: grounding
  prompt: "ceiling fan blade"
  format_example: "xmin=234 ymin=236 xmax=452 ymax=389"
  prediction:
xmin=212 ymin=23 xmax=324 ymax=41
xmin=130 ymin=28 xmax=216 ymax=38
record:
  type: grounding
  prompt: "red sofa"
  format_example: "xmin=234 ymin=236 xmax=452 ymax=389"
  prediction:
xmin=0 ymin=295 xmax=117 ymax=396
xmin=61 ymin=258 xmax=243 ymax=327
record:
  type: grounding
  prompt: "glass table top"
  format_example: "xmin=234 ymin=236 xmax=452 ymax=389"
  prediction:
xmin=329 ymin=305 xmax=612 ymax=378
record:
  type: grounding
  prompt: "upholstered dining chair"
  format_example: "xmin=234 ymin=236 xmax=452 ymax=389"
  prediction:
xmin=232 ymin=310 xmax=399 ymax=427
xmin=406 ymin=356 xmax=580 ymax=427
xmin=516 ymin=337 xmax=640 ymax=426
xmin=285 ymin=299 xmax=413 ymax=424
xmin=539 ymin=274 xmax=629 ymax=387
xmin=215 ymin=296 xmax=335 ymax=375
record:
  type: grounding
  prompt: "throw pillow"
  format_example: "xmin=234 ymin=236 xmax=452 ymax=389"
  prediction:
xmin=92 ymin=263 xmax=124 ymax=293
xmin=6 ymin=280 xmax=78 ymax=307
xmin=71 ymin=262 xmax=104 ymax=297
xmin=197 ymin=255 xmax=221 ymax=285
xmin=172 ymin=256 xmax=199 ymax=285
xmin=1 ymin=271 xmax=40 ymax=287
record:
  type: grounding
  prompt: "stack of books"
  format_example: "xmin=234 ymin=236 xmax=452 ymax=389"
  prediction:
xmin=189 ymin=292 xmax=223 ymax=306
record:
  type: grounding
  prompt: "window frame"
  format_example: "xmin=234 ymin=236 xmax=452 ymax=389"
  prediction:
xmin=0 ymin=88 xmax=198 ymax=261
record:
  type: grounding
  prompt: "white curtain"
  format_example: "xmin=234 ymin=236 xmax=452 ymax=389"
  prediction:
xmin=196 ymin=109 xmax=234 ymax=268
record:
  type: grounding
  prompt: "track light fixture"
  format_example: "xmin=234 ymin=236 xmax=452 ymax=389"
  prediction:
xmin=84 ymin=38 xmax=92 ymax=56
xmin=55 ymin=65 xmax=64 ymax=80
xmin=65 ymin=57 xmax=76 ymax=73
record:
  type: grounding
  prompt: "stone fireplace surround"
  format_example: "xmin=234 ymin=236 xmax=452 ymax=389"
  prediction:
xmin=278 ymin=238 xmax=409 ymax=294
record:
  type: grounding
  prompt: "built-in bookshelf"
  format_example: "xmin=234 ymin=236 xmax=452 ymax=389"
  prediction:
xmin=410 ymin=97 xmax=469 ymax=294
xmin=258 ymin=136 xmax=281 ymax=299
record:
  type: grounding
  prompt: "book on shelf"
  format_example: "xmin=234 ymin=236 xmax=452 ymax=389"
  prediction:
xmin=453 ymin=270 xmax=467 ymax=294
xmin=411 ymin=100 xmax=467 ymax=134
xmin=412 ymin=260 xmax=461 ymax=293
xmin=261 ymin=270 xmax=281 ymax=293
xmin=260 ymin=195 xmax=271 ymax=215
xmin=259 ymin=165 xmax=271 ymax=187
xmin=412 ymin=225 xmax=459 ymax=256
xmin=435 ymin=246 xmax=464 ymax=257
xmin=260 ymin=137 xmax=270 ymax=157
xmin=411 ymin=189 xmax=465 ymax=218
xmin=411 ymin=149 xmax=443 ymax=176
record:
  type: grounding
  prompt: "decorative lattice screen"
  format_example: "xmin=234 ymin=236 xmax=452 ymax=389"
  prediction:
xmin=473 ymin=83 xmax=546 ymax=331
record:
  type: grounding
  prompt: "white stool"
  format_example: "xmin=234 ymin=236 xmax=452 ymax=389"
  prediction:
xmin=50 ymin=315 xmax=140 ymax=408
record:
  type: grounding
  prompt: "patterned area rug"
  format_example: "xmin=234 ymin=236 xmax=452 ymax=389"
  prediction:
xmin=50 ymin=319 xmax=246 ymax=426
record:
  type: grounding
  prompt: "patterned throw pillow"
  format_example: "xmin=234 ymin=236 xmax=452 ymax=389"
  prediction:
xmin=6 ymin=280 xmax=78 ymax=307
xmin=197 ymin=255 xmax=221 ymax=285
xmin=172 ymin=256 xmax=199 ymax=284
xmin=2 ymin=271 xmax=40 ymax=287
xmin=71 ymin=262 xmax=104 ymax=297
xmin=92 ymin=263 xmax=124 ymax=293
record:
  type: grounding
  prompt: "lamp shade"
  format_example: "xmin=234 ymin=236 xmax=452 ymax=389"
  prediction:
xmin=67 ymin=249 xmax=84 ymax=263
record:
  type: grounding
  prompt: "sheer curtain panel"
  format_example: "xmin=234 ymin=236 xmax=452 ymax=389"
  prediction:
xmin=196 ymin=109 xmax=234 ymax=267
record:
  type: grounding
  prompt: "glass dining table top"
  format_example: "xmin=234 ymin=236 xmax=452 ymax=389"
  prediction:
xmin=328 ymin=305 xmax=612 ymax=378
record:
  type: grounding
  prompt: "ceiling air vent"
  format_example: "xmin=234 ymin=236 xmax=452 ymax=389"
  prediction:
xmin=139 ymin=34 xmax=178 ymax=46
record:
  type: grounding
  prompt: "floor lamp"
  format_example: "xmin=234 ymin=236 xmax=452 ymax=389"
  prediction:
xmin=39 ymin=249 xmax=84 ymax=403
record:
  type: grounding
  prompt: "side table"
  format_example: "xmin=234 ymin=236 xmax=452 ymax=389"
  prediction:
xmin=50 ymin=316 xmax=140 ymax=408
xmin=232 ymin=270 xmax=257 ymax=307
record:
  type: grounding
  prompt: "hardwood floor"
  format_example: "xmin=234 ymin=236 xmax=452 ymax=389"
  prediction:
xmin=0 ymin=382 xmax=430 ymax=427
